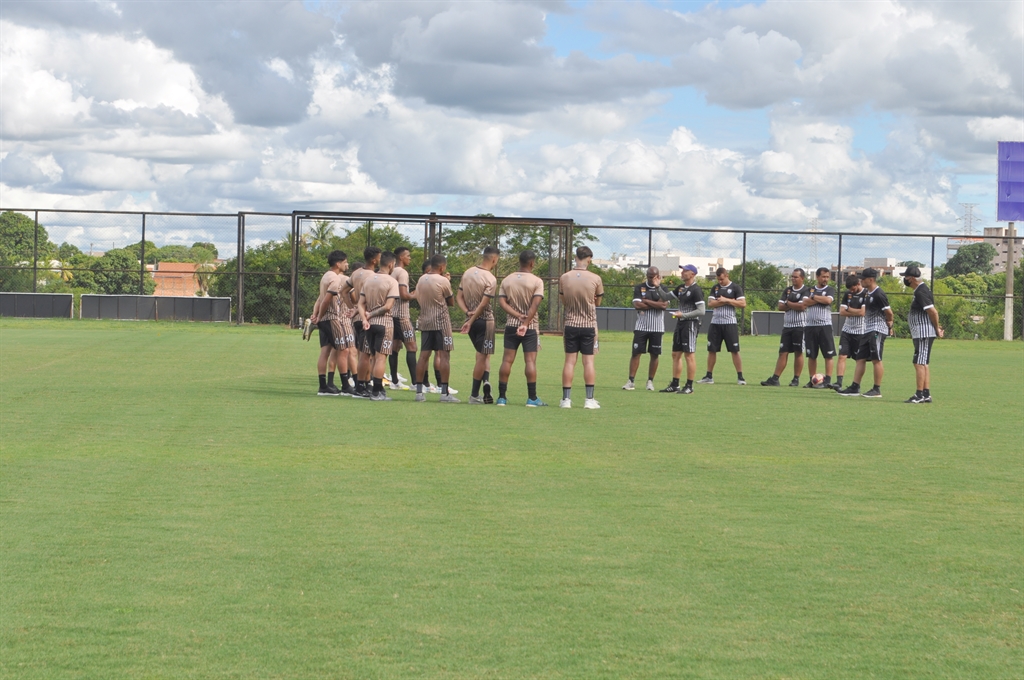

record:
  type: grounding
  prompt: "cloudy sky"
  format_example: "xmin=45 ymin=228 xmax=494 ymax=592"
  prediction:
xmin=1 ymin=0 xmax=1022 ymax=240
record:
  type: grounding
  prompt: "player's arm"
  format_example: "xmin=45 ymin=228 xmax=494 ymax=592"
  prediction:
xmin=399 ymin=284 xmax=415 ymax=302
xmin=455 ymin=288 xmax=469 ymax=314
xmin=460 ymin=294 xmax=492 ymax=333
xmin=356 ymin=295 xmax=370 ymax=330
xmin=311 ymin=291 xmax=326 ymax=322
xmin=727 ymin=295 xmax=746 ymax=308
xmin=926 ymin=306 xmax=943 ymax=338
xmin=346 ymin=281 xmax=358 ymax=306
xmin=498 ymin=295 xmax=523 ymax=323
xmin=375 ymin=297 xmax=396 ymax=316
xmin=518 ymin=294 xmax=543 ymax=336
xmin=884 ymin=307 xmax=894 ymax=335
xmin=675 ymin=300 xmax=706 ymax=319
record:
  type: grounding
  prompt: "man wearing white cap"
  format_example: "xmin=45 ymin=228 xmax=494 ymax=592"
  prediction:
xmin=662 ymin=264 xmax=705 ymax=394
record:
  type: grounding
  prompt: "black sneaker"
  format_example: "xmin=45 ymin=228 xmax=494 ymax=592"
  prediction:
xmin=679 ymin=385 xmax=693 ymax=394
xmin=482 ymin=382 xmax=493 ymax=404
xmin=788 ymin=377 xmax=801 ymax=387
xmin=761 ymin=376 xmax=780 ymax=386
xmin=861 ymin=387 xmax=882 ymax=398
xmin=837 ymin=385 xmax=860 ymax=396
xmin=317 ymin=388 xmax=335 ymax=396
xmin=660 ymin=384 xmax=680 ymax=393
xmin=810 ymin=382 xmax=829 ymax=389
xmin=351 ymin=389 xmax=371 ymax=399
xmin=325 ymin=384 xmax=342 ymax=395
xmin=831 ymin=383 xmax=843 ymax=391
xmin=920 ymin=395 xmax=932 ymax=403
xmin=904 ymin=394 xmax=925 ymax=403
xmin=802 ymin=381 xmax=814 ymax=388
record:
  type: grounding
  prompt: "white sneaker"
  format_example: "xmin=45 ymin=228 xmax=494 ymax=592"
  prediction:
xmin=428 ymin=384 xmax=440 ymax=394
xmin=584 ymin=399 xmax=601 ymax=409
xmin=469 ymin=395 xmax=484 ymax=405
xmin=447 ymin=386 xmax=458 ymax=395
xmin=559 ymin=398 xmax=572 ymax=409
xmin=396 ymin=373 xmax=407 ymax=383
xmin=697 ymin=376 xmax=714 ymax=384
xmin=646 ymin=380 xmax=655 ymax=391
xmin=622 ymin=380 xmax=635 ymax=391
xmin=439 ymin=393 xmax=460 ymax=403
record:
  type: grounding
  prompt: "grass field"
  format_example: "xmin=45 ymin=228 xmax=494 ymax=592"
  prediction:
xmin=1 ymin=318 xmax=1021 ymax=679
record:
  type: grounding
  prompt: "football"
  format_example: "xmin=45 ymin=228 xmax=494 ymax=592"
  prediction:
xmin=811 ymin=373 xmax=826 ymax=386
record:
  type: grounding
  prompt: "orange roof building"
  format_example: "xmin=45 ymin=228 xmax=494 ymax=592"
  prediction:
xmin=150 ymin=262 xmax=200 ymax=297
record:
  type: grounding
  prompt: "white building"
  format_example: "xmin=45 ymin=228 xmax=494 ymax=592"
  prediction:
xmin=650 ymin=253 xmax=742 ymax=278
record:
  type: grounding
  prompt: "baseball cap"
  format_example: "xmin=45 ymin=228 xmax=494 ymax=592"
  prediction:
xmin=861 ymin=267 xmax=880 ymax=279
xmin=682 ymin=264 xmax=698 ymax=274
xmin=899 ymin=265 xmax=922 ymax=277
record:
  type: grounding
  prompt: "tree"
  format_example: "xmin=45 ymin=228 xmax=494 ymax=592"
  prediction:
xmin=192 ymin=249 xmax=217 ymax=297
xmin=0 ymin=211 xmax=58 ymax=292
xmin=91 ymin=248 xmax=155 ymax=295
xmin=897 ymin=260 xmax=924 ymax=268
xmin=307 ymin=221 xmax=335 ymax=250
xmin=728 ymin=259 xmax=785 ymax=309
xmin=944 ymin=242 xmax=997 ymax=276
xmin=192 ymin=242 xmax=218 ymax=258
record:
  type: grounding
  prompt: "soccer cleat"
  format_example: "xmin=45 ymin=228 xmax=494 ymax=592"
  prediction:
xmin=622 ymin=380 xmax=635 ymax=391
xmin=788 ymin=377 xmax=801 ymax=387
xmin=831 ymin=383 xmax=843 ymax=391
xmin=414 ymin=392 xmax=426 ymax=402
xmin=525 ymin=397 xmax=548 ymax=407
xmin=302 ymin=318 xmax=313 ymax=341
xmin=736 ymin=378 xmax=746 ymax=385
xmin=646 ymin=380 xmax=655 ymax=391
xmin=439 ymin=393 xmax=460 ymax=403
xmin=861 ymin=387 xmax=882 ymax=398
xmin=660 ymin=384 xmax=680 ymax=393
xmin=761 ymin=376 xmax=780 ymax=386
xmin=559 ymin=398 xmax=572 ymax=409
xmin=583 ymin=398 xmax=601 ymax=409
xmin=369 ymin=392 xmax=392 ymax=401
xmin=482 ymin=382 xmax=493 ymax=404
xmin=495 ymin=397 xmax=508 ymax=406
xmin=697 ymin=376 xmax=714 ymax=384
xmin=469 ymin=395 xmax=484 ymax=405
xmin=837 ymin=385 xmax=860 ymax=396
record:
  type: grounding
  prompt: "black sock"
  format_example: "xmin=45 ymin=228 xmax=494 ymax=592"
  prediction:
xmin=824 ymin=375 xmax=831 ymax=384
xmin=482 ymin=370 xmax=490 ymax=383
xmin=372 ymin=378 xmax=383 ymax=395
xmin=685 ymin=379 xmax=693 ymax=388
xmin=850 ymin=382 xmax=860 ymax=390
xmin=872 ymin=384 xmax=881 ymax=392
xmin=586 ymin=384 xmax=594 ymax=399
xmin=705 ymin=372 xmax=713 ymax=379
xmin=406 ymin=352 xmax=417 ymax=383
xmin=389 ymin=353 xmax=399 ymax=383
xmin=563 ymin=387 xmax=571 ymax=400
xmin=416 ymin=382 xmax=423 ymax=394
xmin=736 ymin=372 xmax=743 ymax=380
xmin=318 ymin=374 xmax=327 ymax=390
xmin=499 ymin=381 xmax=508 ymax=398
xmin=629 ymin=375 xmax=635 ymax=382
xmin=923 ymin=388 xmax=930 ymax=397
xmin=472 ymin=378 xmax=482 ymax=397
xmin=528 ymin=382 xmax=538 ymax=400
xmin=772 ymin=374 xmax=780 ymax=380
xmin=670 ymin=378 xmax=679 ymax=387
xmin=441 ymin=383 xmax=449 ymax=395
xmin=434 ymin=369 xmax=442 ymax=387
xmin=835 ymin=375 xmax=843 ymax=386
xmin=327 ymin=371 xmax=335 ymax=387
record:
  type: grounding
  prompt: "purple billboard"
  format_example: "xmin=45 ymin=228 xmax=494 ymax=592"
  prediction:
xmin=997 ymin=141 xmax=1024 ymax=221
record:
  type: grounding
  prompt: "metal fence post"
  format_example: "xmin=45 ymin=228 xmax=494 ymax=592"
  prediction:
xmin=647 ymin=229 xmax=653 ymax=268
xmin=1005 ymin=224 xmax=1016 ymax=341
xmin=139 ymin=213 xmax=147 ymax=295
xmin=367 ymin=220 xmax=372 ymax=249
xmin=290 ymin=214 xmax=299 ymax=328
xmin=740 ymin=231 xmax=747 ymax=333
xmin=31 ymin=210 xmax=39 ymax=293
xmin=837 ymin=234 xmax=843 ymax=282
xmin=237 ymin=212 xmax=244 ymax=325
xmin=930 ymin=237 xmax=936 ymax=290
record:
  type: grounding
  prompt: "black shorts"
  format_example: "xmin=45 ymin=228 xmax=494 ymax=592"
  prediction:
xmin=563 ymin=326 xmax=596 ymax=355
xmin=854 ymin=331 xmax=885 ymax=362
xmin=779 ymin=327 xmax=805 ymax=354
xmin=631 ymin=331 xmax=663 ymax=356
xmin=469 ymin=318 xmax=496 ymax=355
xmin=804 ymin=325 xmax=836 ymax=359
xmin=912 ymin=337 xmax=935 ymax=365
xmin=504 ymin=326 xmax=539 ymax=353
xmin=317 ymin=319 xmax=336 ymax=349
xmin=672 ymin=320 xmax=699 ymax=353
xmin=353 ymin=322 xmax=367 ymax=354
xmin=838 ymin=331 xmax=861 ymax=357
xmin=393 ymin=317 xmax=415 ymax=344
xmin=421 ymin=329 xmax=454 ymax=353
xmin=364 ymin=324 xmax=395 ymax=356
xmin=706 ymin=323 xmax=740 ymax=353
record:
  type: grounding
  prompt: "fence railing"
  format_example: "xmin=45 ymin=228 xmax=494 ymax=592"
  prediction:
xmin=1 ymin=207 xmax=1020 ymax=339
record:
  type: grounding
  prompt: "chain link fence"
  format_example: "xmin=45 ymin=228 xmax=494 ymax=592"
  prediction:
xmin=2 ymin=208 xmax=1021 ymax=339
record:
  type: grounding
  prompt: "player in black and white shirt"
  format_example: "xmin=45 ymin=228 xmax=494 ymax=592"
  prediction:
xmin=762 ymin=268 xmax=810 ymax=387
xmin=624 ymin=267 xmax=671 ymax=391
xmin=698 ymin=267 xmax=746 ymax=385
xmin=803 ymin=267 xmax=838 ymax=388
xmin=661 ymin=264 xmax=705 ymax=394
xmin=833 ymin=274 xmax=866 ymax=391
xmin=838 ymin=267 xmax=892 ymax=398
xmin=901 ymin=265 xmax=944 ymax=403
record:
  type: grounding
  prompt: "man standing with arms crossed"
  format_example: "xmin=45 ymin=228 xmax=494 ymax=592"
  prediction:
xmin=902 ymin=265 xmax=943 ymax=403
xmin=662 ymin=264 xmax=705 ymax=394
xmin=497 ymin=250 xmax=547 ymax=407
xmin=357 ymin=252 xmax=400 ymax=402
xmin=698 ymin=267 xmax=746 ymax=385
xmin=345 ymin=246 xmax=381 ymax=398
xmin=833 ymin=273 xmax=866 ymax=391
xmin=414 ymin=254 xmax=459 ymax=403
xmin=803 ymin=267 xmax=838 ymax=388
xmin=558 ymin=246 xmax=604 ymax=409
xmin=458 ymin=246 xmax=499 ymax=404
xmin=838 ymin=267 xmax=892 ymax=398
xmin=387 ymin=246 xmax=417 ymax=391
xmin=624 ymin=267 xmax=669 ymax=391
xmin=762 ymin=268 xmax=810 ymax=387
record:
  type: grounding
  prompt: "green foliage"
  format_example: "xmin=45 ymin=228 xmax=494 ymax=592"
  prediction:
xmin=0 ymin=211 xmax=54 ymax=291
xmin=897 ymin=260 xmax=924 ymax=267
xmin=192 ymin=242 xmax=218 ymax=258
xmin=945 ymin=242 xmax=997 ymax=276
xmin=729 ymin=259 xmax=785 ymax=309
xmin=90 ymin=248 xmax=156 ymax=295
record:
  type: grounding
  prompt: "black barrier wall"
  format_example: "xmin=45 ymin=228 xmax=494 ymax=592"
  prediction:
xmin=0 ymin=292 xmax=73 ymax=318
xmin=80 ymin=295 xmax=231 ymax=321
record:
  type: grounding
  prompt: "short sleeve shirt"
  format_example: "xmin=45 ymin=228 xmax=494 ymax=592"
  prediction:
xmin=805 ymin=285 xmax=837 ymax=327
xmin=391 ymin=266 xmax=411 ymax=319
xmin=908 ymin=283 xmax=937 ymax=339
xmin=672 ymin=282 xmax=705 ymax=317
xmin=863 ymin=286 xmax=891 ymax=334
xmin=347 ymin=267 xmax=375 ymax=306
xmin=324 ymin=273 xmax=352 ymax=321
xmin=559 ymin=269 xmax=604 ymax=328
xmin=780 ymin=285 xmax=810 ymax=328
xmin=632 ymin=281 xmax=667 ymax=333
xmin=710 ymin=282 xmax=744 ymax=325
xmin=499 ymin=272 xmax=545 ymax=330
xmin=839 ymin=289 xmax=866 ymax=334
xmin=360 ymin=272 xmax=400 ymax=319
xmin=415 ymin=273 xmax=454 ymax=331
xmin=458 ymin=266 xmax=497 ymax=321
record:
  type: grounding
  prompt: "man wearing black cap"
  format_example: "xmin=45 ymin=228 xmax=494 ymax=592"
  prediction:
xmin=833 ymin=273 xmax=866 ymax=391
xmin=761 ymin=268 xmax=810 ymax=387
xmin=901 ymin=265 xmax=944 ymax=403
xmin=662 ymin=264 xmax=705 ymax=394
xmin=838 ymin=268 xmax=892 ymax=398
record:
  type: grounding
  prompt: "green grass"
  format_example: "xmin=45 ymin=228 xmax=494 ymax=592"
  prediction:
xmin=1 ymin=319 xmax=1021 ymax=679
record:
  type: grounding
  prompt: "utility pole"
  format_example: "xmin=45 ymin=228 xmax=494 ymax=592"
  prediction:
xmin=949 ymin=203 xmax=981 ymax=259
xmin=1005 ymin=223 xmax=1016 ymax=341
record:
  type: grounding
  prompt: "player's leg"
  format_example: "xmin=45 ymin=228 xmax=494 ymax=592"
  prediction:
xmin=645 ymin=334 xmax=662 ymax=390
xmin=562 ymin=351 xmax=578 ymax=407
xmin=316 ymin=343 xmax=333 ymax=394
xmin=524 ymin=348 xmax=544 ymax=406
xmin=685 ymin=352 xmax=696 ymax=382
xmin=581 ymin=353 xmax=597 ymax=406
xmin=793 ymin=351 xmax=805 ymax=383
xmin=861 ymin=334 xmax=885 ymax=397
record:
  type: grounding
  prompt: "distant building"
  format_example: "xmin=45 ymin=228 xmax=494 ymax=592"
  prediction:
xmin=591 ymin=255 xmax=644 ymax=271
xmin=829 ymin=258 xmax=931 ymax=282
xmin=650 ymin=253 xmax=742 ymax=279
xmin=149 ymin=262 xmax=200 ymax=297
xmin=946 ymin=227 xmax=1024 ymax=273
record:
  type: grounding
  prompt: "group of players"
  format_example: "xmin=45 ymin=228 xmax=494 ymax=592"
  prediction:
xmin=625 ymin=263 xmax=942 ymax=403
xmin=309 ymin=245 xmax=943 ymax=407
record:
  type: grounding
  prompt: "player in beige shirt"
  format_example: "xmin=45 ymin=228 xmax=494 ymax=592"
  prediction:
xmin=414 ymin=253 xmax=459 ymax=403
xmin=457 ymin=246 xmax=499 ymax=404
xmin=558 ymin=246 xmax=604 ymax=409
xmin=309 ymin=250 xmax=350 ymax=396
xmin=345 ymin=246 xmax=381 ymax=398
xmin=388 ymin=246 xmax=418 ymax=391
xmin=497 ymin=250 xmax=547 ymax=406
xmin=357 ymin=252 xmax=401 ymax=401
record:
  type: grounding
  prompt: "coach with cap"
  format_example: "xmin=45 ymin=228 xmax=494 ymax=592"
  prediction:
xmin=661 ymin=264 xmax=705 ymax=394
xmin=901 ymin=265 xmax=943 ymax=403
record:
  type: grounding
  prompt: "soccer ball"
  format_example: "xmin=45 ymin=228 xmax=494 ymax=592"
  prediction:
xmin=811 ymin=373 xmax=826 ymax=386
